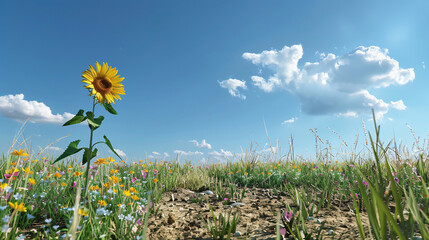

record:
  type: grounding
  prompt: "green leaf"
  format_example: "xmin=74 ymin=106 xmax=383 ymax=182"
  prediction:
xmin=85 ymin=112 xmax=98 ymax=128
xmin=53 ymin=140 xmax=84 ymax=164
xmin=63 ymin=110 xmax=86 ymax=126
xmin=103 ymin=102 xmax=117 ymax=115
xmin=82 ymin=148 xmax=98 ymax=165
xmin=103 ymin=135 xmax=123 ymax=160
xmin=85 ymin=112 xmax=104 ymax=130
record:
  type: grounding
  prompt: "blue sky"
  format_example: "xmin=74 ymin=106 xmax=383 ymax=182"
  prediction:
xmin=1 ymin=0 xmax=428 ymax=164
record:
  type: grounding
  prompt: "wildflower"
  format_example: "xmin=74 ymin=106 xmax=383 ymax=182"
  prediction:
xmin=129 ymin=171 xmax=134 ymax=174
xmin=168 ymin=169 xmax=173 ymax=173
xmin=16 ymin=234 xmax=26 ymax=240
xmin=54 ymin=172 xmax=62 ymax=178
xmin=123 ymin=190 xmax=131 ymax=197
xmin=110 ymin=169 xmax=118 ymax=175
xmin=8 ymin=202 xmax=27 ymax=212
xmin=394 ymin=177 xmax=400 ymax=184
xmin=1 ymin=224 xmax=8 ymax=232
xmin=96 ymin=208 xmax=112 ymax=216
xmin=152 ymin=179 xmax=158 ymax=184
xmin=94 ymin=158 xmax=108 ymax=165
xmin=98 ymin=200 xmax=107 ymax=206
xmin=81 ymin=62 xmax=125 ymax=104
xmin=284 ymin=211 xmax=293 ymax=222
xmin=132 ymin=177 xmax=138 ymax=183
xmin=108 ymin=157 xmax=115 ymax=163
xmin=13 ymin=193 xmax=23 ymax=200
xmin=90 ymin=185 xmax=100 ymax=191
xmin=78 ymin=208 xmax=88 ymax=216
xmin=131 ymin=195 xmax=139 ymax=201
xmin=61 ymin=182 xmax=67 ymax=187
xmin=0 ymin=183 xmax=10 ymax=191
xmin=11 ymin=149 xmax=28 ymax=157
xmin=73 ymin=171 xmax=83 ymax=177
xmin=2 ymin=216 xmax=10 ymax=223
xmin=129 ymin=187 xmax=138 ymax=194
xmin=45 ymin=218 xmax=52 ymax=223
xmin=28 ymin=178 xmax=36 ymax=185
xmin=109 ymin=176 xmax=120 ymax=184
xmin=141 ymin=170 xmax=147 ymax=179
xmin=22 ymin=167 xmax=33 ymax=175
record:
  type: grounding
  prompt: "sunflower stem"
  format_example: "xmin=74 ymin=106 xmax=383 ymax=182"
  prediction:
xmin=83 ymin=98 xmax=96 ymax=196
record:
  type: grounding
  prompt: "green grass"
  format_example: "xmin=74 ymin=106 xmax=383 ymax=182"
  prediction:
xmin=0 ymin=116 xmax=428 ymax=239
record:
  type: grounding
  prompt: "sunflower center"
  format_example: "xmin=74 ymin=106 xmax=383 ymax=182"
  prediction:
xmin=93 ymin=77 xmax=113 ymax=95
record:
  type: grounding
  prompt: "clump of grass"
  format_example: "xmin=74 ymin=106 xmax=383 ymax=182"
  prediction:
xmin=201 ymin=202 xmax=240 ymax=240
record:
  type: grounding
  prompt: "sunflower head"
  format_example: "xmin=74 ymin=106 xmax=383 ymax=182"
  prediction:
xmin=81 ymin=62 xmax=125 ymax=104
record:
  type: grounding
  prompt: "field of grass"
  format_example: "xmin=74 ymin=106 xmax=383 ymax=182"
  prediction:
xmin=0 ymin=116 xmax=428 ymax=239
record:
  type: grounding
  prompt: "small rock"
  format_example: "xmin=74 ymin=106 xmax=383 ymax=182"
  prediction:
xmin=307 ymin=217 xmax=314 ymax=220
xmin=167 ymin=214 xmax=175 ymax=225
xmin=204 ymin=190 xmax=214 ymax=195
xmin=316 ymin=219 xmax=325 ymax=224
xmin=328 ymin=230 xmax=334 ymax=235
xmin=230 ymin=202 xmax=245 ymax=207
xmin=234 ymin=231 xmax=242 ymax=237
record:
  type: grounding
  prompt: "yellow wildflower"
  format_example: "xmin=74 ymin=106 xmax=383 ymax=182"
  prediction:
xmin=9 ymin=202 xmax=27 ymax=212
xmin=11 ymin=149 xmax=28 ymax=157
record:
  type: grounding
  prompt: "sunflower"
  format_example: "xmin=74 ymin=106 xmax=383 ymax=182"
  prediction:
xmin=81 ymin=62 xmax=125 ymax=104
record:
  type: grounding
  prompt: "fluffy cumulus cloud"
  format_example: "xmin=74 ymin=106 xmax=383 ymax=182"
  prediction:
xmin=0 ymin=94 xmax=75 ymax=124
xmin=209 ymin=149 xmax=233 ymax=159
xmin=189 ymin=139 xmax=212 ymax=149
xmin=282 ymin=117 xmax=298 ymax=124
xmin=218 ymin=78 xmax=247 ymax=99
xmin=173 ymin=150 xmax=204 ymax=156
xmin=241 ymin=45 xmax=414 ymax=118
xmin=164 ymin=152 xmax=170 ymax=157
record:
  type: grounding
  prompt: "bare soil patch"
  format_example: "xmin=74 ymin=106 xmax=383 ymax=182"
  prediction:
xmin=147 ymin=187 xmax=370 ymax=239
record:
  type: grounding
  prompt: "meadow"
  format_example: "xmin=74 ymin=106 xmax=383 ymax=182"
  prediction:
xmin=0 ymin=113 xmax=427 ymax=240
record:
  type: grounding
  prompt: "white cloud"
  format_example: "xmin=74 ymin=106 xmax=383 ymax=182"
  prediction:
xmin=113 ymin=148 xmax=127 ymax=158
xmin=151 ymin=152 xmax=160 ymax=156
xmin=251 ymin=76 xmax=279 ymax=92
xmin=209 ymin=149 xmax=233 ymax=158
xmin=218 ymin=78 xmax=247 ymax=99
xmin=173 ymin=150 xmax=203 ymax=156
xmin=390 ymin=100 xmax=406 ymax=110
xmin=189 ymin=139 xmax=212 ymax=149
xmin=164 ymin=152 xmax=170 ymax=157
xmin=281 ymin=117 xmax=298 ymax=124
xmin=337 ymin=111 xmax=358 ymax=118
xmin=241 ymin=45 xmax=414 ymax=118
xmin=423 ymin=61 xmax=426 ymax=69
xmin=0 ymin=94 xmax=75 ymax=124
xmin=47 ymin=146 xmax=63 ymax=151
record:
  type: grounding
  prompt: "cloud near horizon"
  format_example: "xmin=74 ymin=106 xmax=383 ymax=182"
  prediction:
xmin=222 ymin=45 xmax=414 ymax=118
xmin=189 ymin=139 xmax=212 ymax=149
xmin=0 ymin=94 xmax=74 ymax=124
xmin=173 ymin=150 xmax=204 ymax=156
